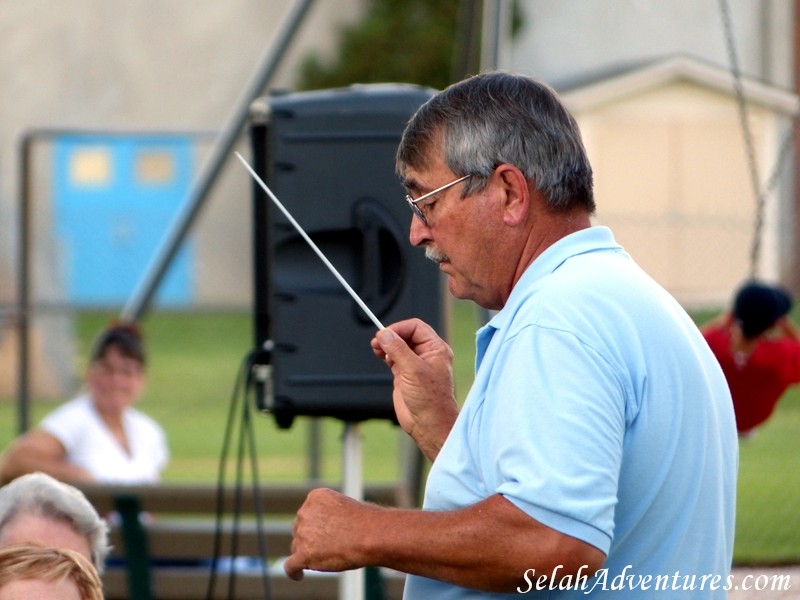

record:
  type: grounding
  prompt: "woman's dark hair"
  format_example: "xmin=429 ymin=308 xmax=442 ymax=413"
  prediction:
xmin=89 ymin=322 xmax=146 ymax=366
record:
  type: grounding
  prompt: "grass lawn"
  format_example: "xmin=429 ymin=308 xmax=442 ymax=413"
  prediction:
xmin=0 ymin=301 xmax=482 ymax=485
xmin=1 ymin=301 xmax=797 ymax=563
xmin=693 ymin=311 xmax=800 ymax=565
xmin=732 ymin=390 xmax=800 ymax=564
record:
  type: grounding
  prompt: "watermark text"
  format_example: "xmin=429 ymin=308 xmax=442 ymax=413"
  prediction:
xmin=517 ymin=565 xmax=793 ymax=594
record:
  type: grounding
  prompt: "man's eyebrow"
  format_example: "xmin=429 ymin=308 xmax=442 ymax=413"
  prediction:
xmin=402 ymin=176 xmax=422 ymax=193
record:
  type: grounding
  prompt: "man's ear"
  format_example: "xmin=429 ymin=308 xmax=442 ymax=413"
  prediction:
xmin=495 ymin=164 xmax=530 ymax=226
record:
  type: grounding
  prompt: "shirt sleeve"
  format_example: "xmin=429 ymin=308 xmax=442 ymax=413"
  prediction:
xmin=482 ymin=324 xmax=629 ymax=554
xmin=153 ymin=422 xmax=170 ymax=473
xmin=39 ymin=399 xmax=84 ymax=453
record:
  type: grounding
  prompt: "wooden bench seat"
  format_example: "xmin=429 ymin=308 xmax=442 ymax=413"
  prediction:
xmin=79 ymin=482 xmax=407 ymax=600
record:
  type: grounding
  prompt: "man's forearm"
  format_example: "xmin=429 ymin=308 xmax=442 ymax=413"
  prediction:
xmin=287 ymin=491 xmax=604 ymax=593
xmin=361 ymin=494 xmax=604 ymax=592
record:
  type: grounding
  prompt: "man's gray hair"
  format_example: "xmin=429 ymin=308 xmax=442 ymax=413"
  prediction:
xmin=0 ymin=472 xmax=110 ymax=572
xmin=397 ymin=71 xmax=595 ymax=213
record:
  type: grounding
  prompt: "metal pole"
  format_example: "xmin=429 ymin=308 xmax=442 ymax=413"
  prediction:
xmin=121 ymin=0 xmax=315 ymax=322
xmin=480 ymin=0 xmax=512 ymax=72
xmin=16 ymin=133 xmax=33 ymax=434
xmin=451 ymin=0 xmax=482 ymax=81
xmin=339 ymin=422 xmax=365 ymax=600
xmin=792 ymin=0 xmax=800 ymax=295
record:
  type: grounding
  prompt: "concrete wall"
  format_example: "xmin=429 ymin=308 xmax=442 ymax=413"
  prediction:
xmin=4 ymin=0 xmax=796 ymax=312
xmin=509 ymin=0 xmax=793 ymax=89
xmin=0 ymin=0 xmax=365 ymax=308
xmin=0 ymin=0 xmax=366 ymax=397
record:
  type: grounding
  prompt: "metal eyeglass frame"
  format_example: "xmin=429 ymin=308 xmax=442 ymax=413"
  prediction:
xmin=405 ymin=174 xmax=472 ymax=226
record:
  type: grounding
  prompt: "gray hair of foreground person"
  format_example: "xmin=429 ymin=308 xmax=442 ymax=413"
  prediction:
xmin=0 ymin=472 xmax=109 ymax=572
xmin=396 ymin=71 xmax=596 ymax=214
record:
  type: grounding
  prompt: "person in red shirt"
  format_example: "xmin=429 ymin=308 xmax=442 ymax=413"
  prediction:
xmin=703 ymin=281 xmax=800 ymax=437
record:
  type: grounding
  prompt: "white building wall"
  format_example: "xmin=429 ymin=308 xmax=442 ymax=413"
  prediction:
xmin=509 ymin=0 xmax=794 ymax=89
xmin=507 ymin=0 xmax=797 ymax=306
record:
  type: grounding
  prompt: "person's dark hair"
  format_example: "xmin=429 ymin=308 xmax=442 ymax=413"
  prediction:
xmin=397 ymin=71 xmax=595 ymax=213
xmin=89 ymin=321 xmax=146 ymax=367
xmin=733 ymin=281 xmax=793 ymax=340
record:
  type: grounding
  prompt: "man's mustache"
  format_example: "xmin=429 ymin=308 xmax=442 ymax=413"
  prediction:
xmin=425 ymin=246 xmax=449 ymax=263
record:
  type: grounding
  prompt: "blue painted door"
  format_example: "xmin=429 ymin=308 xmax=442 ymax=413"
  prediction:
xmin=53 ymin=135 xmax=194 ymax=306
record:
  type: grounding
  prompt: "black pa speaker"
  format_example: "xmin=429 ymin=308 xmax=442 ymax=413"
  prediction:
xmin=248 ymin=84 xmax=444 ymax=429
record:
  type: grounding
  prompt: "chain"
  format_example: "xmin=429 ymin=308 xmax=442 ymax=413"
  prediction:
xmin=719 ymin=0 xmax=766 ymax=278
xmin=761 ymin=115 xmax=798 ymax=199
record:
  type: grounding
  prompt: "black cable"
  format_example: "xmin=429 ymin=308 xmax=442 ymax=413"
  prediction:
xmin=226 ymin=393 xmax=247 ymax=598
xmin=205 ymin=349 xmax=256 ymax=600
xmin=244 ymin=373 xmax=273 ymax=599
xmin=204 ymin=347 xmax=274 ymax=600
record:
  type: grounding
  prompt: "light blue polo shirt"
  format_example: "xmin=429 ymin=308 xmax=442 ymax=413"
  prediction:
xmin=404 ymin=227 xmax=737 ymax=599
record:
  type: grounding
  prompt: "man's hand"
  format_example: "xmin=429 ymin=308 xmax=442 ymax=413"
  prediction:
xmin=284 ymin=488 xmax=377 ymax=580
xmin=371 ymin=319 xmax=458 ymax=461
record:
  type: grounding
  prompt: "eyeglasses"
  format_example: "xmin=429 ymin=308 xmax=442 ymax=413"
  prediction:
xmin=405 ymin=174 xmax=472 ymax=226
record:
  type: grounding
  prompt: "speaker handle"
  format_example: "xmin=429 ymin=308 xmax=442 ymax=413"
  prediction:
xmin=353 ymin=199 xmax=406 ymax=322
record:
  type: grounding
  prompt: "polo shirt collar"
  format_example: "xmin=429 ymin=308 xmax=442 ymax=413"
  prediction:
xmin=482 ymin=225 xmax=622 ymax=335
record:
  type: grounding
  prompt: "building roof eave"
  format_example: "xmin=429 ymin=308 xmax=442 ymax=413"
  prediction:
xmin=560 ymin=55 xmax=799 ymax=117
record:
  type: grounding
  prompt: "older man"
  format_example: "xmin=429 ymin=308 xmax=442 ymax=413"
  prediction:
xmin=285 ymin=72 xmax=737 ymax=598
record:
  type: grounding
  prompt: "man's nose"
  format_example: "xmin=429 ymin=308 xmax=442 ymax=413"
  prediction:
xmin=409 ymin=214 xmax=430 ymax=247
